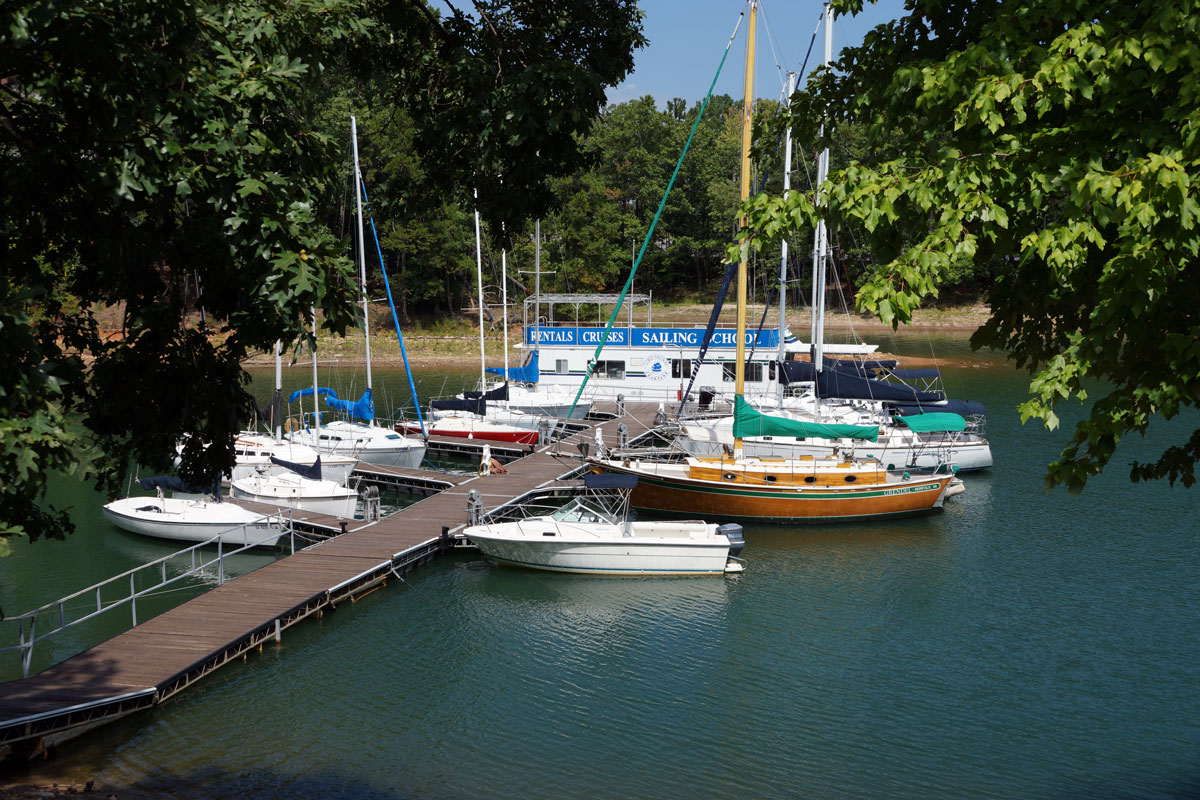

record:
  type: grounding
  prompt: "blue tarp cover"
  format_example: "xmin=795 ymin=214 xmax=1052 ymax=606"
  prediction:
xmin=288 ymin=386 xmax=338 ymax=404
xmin=486 ymin=352 xmax=539 ymax=383
xmin=325 ymin=388 xmax=374 ymax=422
xmin=583 ymin=472 xmax=638 ymax=489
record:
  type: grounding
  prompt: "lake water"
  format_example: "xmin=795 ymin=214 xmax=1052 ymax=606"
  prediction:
xmin=2 ymin=347 xmax=1199 ymax=799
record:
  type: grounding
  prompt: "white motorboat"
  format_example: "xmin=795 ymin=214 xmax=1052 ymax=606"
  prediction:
xmin=230 ymin=468 xmax=359 ymax=518
xmin=463 ymin=474 xmax=745 ymax=576
xmin=102 ymin=494 xmax=286 ymax=547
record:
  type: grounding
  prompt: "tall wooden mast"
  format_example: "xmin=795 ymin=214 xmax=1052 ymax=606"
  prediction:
xmin=734 ymin=0 xmax=758 ymax=457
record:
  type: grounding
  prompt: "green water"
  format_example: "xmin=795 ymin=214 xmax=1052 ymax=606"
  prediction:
xmin=3 ymin=356 xmax=1199 ymax=799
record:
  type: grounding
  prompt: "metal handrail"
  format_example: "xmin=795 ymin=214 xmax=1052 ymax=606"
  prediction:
xmin=1 ymin=508 xmax=298 ymax=679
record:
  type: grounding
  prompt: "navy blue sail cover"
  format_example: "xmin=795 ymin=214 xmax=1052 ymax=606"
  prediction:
xmin=781 ymin=361 xmax=943 ymax=403
xmin=464 ymin=382 xmax=510 ymax=402
xmin=431 ymin=397 xmax=486 ymax=415
xmin=269 ymin=455 xmax=322 ymax=481
xmin=137 ymin=476 xmax=212 ymax=494
xmin=888 ymin=399 xmax=988 ymax=417
xmin=583 ymin=473 xmax=638 ymax=489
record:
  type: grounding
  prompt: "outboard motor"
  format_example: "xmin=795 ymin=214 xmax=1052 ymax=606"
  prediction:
xmin=717 ymin=523 xmax=745 ymax=557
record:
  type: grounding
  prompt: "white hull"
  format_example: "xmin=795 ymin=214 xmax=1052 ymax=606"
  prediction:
xmin=102 ymin=497 xmax=286 ymax=547
xmin=230 ymin=433 xmax=356 ymax=484
xmin=678 ymin=418 xmax=993 ymax=472
xmin=230 ymin=474 xmax=358 ymax=518
xmin=465 ymin=518 xmax=738 ymax=575
xmin=287 ymin=421 xmax=425 ymax=468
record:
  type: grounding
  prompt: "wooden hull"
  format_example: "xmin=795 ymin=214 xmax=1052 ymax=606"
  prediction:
xmin=589 ymin=464 xmax=951 ymax=524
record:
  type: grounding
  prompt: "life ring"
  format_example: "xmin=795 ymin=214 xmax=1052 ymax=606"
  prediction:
xmin=285 ymin=417 xmax=299 ymax=432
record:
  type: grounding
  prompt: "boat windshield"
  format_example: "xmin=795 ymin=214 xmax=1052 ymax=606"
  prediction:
xmin=551 ymin=499 xmax=614 ymax=524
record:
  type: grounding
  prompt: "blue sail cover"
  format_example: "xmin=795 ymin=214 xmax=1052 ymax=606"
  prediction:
xmin=288 ymin=387 xmax=339 ymax=404
xmin=137 ymin=476 xmax=214 ymax=494
xmin=270 ymin=455 xmax=322 ymax=481
xmin=781 ymin=361 xmax=943 ymax=403
xmin=325 ymin=388 xmax=374 ymax=422
xmin=888 ymin=399 xmax=988 ymax=417
xmin=432 ymin=397 xmax=486 ymax=415
xmin=486 ymin=351 xmax=539 ymax=383
xmin=465 ymin=383 xmax=510 ymax=402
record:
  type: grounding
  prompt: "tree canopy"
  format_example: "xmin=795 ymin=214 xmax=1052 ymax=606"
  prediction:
xmin=0 ymin=0 xmax=644 ymax=548
xmin=737 ymin=0 xmax=1200 ymax=491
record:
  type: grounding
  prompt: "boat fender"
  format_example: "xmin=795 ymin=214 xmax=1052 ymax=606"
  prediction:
xmin=717 ymin=523 xmax=745 ymax=558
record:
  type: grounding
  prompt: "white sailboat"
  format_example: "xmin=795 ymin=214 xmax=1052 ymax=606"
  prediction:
xmin=230 ymin=466 xmax=359 ymax=518
xmin=287 ymin=116 xmax=426 ymax=469
xmin=103 ymin=481 xmax=287 ymax=547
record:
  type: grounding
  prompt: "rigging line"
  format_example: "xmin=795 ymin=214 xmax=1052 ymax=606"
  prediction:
xmin=358 ymin=177 xmax=425 ymax=434
xmin=565 ymin=6 xmax=748 ymax=420
xmin=757 ymin=0 xmax=789 ymax=93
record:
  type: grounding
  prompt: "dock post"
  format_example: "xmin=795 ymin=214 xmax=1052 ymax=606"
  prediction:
xmin=618 ymin=423 xmax=628 ymax=449
xmin=616 ymin=394 xmax=625 ymax=416
xmin=274 ymin=619 xmax=281 ymax=643
xmin=467 ymin=489 xmax=483 ymax=525
xmin=440 ymin=525 xmax=450 ymax=551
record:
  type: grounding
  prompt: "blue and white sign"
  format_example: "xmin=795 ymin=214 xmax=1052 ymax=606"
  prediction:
xmin=525 ymin=326 xmax=779 ymax=349
xmin=644 ymin=354 xmax=669 ymax=380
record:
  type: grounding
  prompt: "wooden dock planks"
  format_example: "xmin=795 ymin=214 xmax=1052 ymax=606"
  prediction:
xmin=0 ymin=403 xmax=666 ymax=748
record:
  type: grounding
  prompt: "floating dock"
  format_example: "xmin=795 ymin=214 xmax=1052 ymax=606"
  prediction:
xmin=0 ymin=402 xmax=661 ymax=759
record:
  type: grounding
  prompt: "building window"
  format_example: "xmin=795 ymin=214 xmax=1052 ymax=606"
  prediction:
xmin=722 ymin=362 xmax=763 ymax=382
xmin=671 ymin=359 xmax=692 ymax=379
xmin=556 ymin=359 xmax=568 ymax=374
xmin=593 ymin=360 xmax=626 ymax=379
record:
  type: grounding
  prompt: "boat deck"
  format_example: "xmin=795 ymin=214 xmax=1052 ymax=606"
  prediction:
xmin=0 ymin=402 xmax=663 ymax=755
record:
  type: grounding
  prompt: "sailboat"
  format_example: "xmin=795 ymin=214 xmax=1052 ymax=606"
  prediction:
xmin=287 ymin=116 xmax=427 ymax=469
xmin=587 ymin=1 xmax=953 ymax=522
xmin=412 ymin=203 xmax=556 ymax=445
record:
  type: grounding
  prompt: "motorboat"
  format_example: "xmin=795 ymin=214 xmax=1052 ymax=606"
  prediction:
xmin=102 ymin=482 xmax=287 ymax=547
xmin=230 ymin=463 xmax=359 ymax=518
xmin=463 ymin=473 xmax=745 ymax=576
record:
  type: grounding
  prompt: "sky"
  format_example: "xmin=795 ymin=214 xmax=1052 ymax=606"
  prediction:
xmin=608 ymin=0 xmax=909 ymax=106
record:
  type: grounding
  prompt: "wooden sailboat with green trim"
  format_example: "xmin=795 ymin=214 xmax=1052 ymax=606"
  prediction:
xmin=587 ymin=1 xmax=952 ymax=523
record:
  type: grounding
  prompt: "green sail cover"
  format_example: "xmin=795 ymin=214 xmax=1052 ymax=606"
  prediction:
xmin=894 ymin=412 xmax=966 ymax=433
xmin=732 ymin=396 xmax=879 ymax=442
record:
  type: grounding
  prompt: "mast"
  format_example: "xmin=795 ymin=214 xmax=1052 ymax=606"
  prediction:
xmin=473 ymin=190 xmax=486 ymax=391
xmin=350 ymin=116 xmax=373 ymax=396
xmin=274 ymin=340 xmax=282 ymax=440
xmin=811 ymin=2 xmax=833 ymax=375
xmin=534 ymin=219 xmax=541 ymax=360
xmin=502 ymin=245 xmax=509 ymax=394
xmin=778 ymin=70 xmax=796 ymax=405
xmin=310 ymin=307 xmax=321 ymax=441
xmin=734 ymin=0 xmax=758 ymax=457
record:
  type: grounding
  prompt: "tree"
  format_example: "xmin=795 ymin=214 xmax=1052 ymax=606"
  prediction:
xmin=1 ymin=0 xmax=644 ymax=549
xmin=737 ymin=0 xmax=1200 ymax=491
